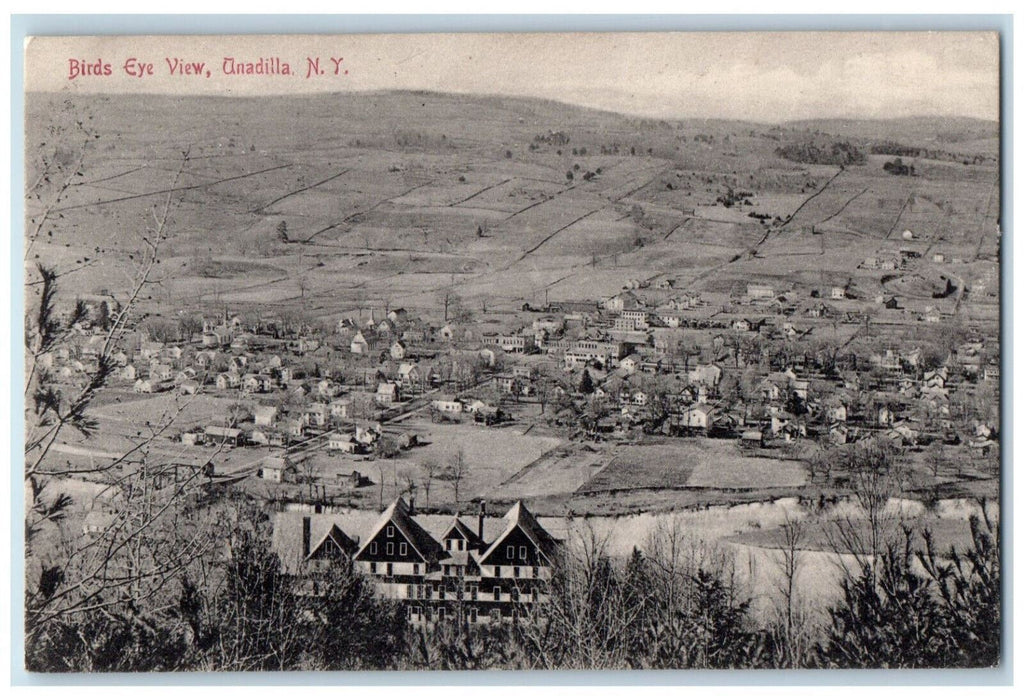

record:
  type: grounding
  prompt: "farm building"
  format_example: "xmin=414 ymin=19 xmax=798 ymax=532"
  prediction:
xmin=205 ymin=425 xmax=244 ymax=447
xmin=746 ymin=283 xmax=775 ymax=300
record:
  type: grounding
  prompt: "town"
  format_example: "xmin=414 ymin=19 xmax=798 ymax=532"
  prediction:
xmin=40 ymin=251 xmax=999 ymax=621
xmin=23 ymin=50 xmax=1002 ymax=668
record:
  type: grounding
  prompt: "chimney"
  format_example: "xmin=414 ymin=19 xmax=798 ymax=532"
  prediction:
xmin=408 ymin=492 xmax=416 ymax=516
xmin=302 ymin=516 xmax=311 ymax=558
xmin=478 ymin=500 xmax=486 ymax=541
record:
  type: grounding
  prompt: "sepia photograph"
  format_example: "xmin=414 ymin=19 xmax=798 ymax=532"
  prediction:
xmin=19 ymin=28 xmax=1003 ymax=675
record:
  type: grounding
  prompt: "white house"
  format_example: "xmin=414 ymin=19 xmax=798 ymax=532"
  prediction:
xmin=678 ymin=404 xmax=716 ymax=431
xmin=375 ymin=382 xmax=399 ymax=406
xmin=351 ymin=331 xmax=369 ymax=355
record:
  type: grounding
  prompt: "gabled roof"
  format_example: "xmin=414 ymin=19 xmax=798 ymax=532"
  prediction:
xmin=442 ymin=515 xmax=487 ymax=550
xmin=308 ymin=524 xmax=360 ymax=560
xmin=354 ymin=498 xmax=446 ymax=564
xmin=479 ymin=501 xmax=561 ymax=565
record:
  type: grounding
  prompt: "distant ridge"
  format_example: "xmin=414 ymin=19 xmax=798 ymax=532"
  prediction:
xmin=783 ymin=116 xmax=998 ymax=144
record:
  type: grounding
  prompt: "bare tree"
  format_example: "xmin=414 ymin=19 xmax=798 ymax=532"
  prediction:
xmin=439 ymin=448 xmax=470 ymax=508
xmin=768 ymin=512 xmax=813 ymax=668
xmin=23 ymin=148 xmax=218 ymax=651
xmin=420 ymin=457 xmax=441 ymax=505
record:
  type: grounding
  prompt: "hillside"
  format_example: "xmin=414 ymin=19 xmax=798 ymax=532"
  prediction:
xmin=25 ymin=91 xmax=1000 ymax=324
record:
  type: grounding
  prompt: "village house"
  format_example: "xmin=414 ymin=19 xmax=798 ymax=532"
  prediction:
xmin=215 ymin=372 xmax=241 ymax=390
xmin=437 ymin=323 xmax=456 ymax=342
xmin=304 ymin=403 xmax=331 ymax=429
xmin=149 ymin=363 xmax=174 ymax=381
xmin=825 ymin=403 xmax=848 ymax=423
xmin=493 ymin=373 xmax=522 ymax=395
xmin=431 ymin=397 xmax=463 ymax=416
xmin=327 ymin=432 xmax=362 ymax=453
xmin=350 ymin=331 xmax=370 ymax=355
xmin=676 ymin=403 xmax=716 ymax=433
xmin=254 ymin=405 xmax=279 ymax=427
xmin=315 ymin=378 xmax=339 ymax=398
xmin=260 ymin=454 xmax=293 ymax=483
xmin=397 ymin=362 xmax=421 ymax=389
xmin=375 ymin=382 xmax=399 ymax=406
xmin=180 ymin=429 xmax=205 ymax=446
xmin=243 ymin=373 xmax=273 ymax=394
xmin=134 ymin=378 xmax=174 ymax=394
xmin=329 ymin=398 xmax=353 ymax=420
xmin=603 ymin=291 xmax=643 ymax=313
xmin=619 ymin=354 xmax=642 ymax=375
xmin=138 ymin=340 xmax=165 ymax=361
xmin=387 ymin=308 xmax=409 ymax=325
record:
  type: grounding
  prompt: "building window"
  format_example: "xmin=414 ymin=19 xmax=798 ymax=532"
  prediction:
xmin=513 ymin=566 xmax=520 ymax=578
xmin=387 ymin=542 xmax=394 ymax=556
xmin=412 ymin=606 xmax=421 ymax=619
xmin=519 ymin=546 xmax=527 ymax=561
xmin=370 ymin=562 xmax=377 ymax=574
xmin=458 ymin=539 xmax=464 ymax=551
xmin=493 ymin=586 xmax=501 ymax=601
xmin=506 ymin=545 xmax=515 ymax=559
xmin=438 ymin=607 xmax=446 ymax=622
xmin=400 ymin=543 xmax=407 ymax=556
xmin=469 ymin=607 xmax=478 ymax=624
xmin=387 ymin=525 xmax=394 ymax=537
xmin=468 ymin=584 xmax=478 ymax=601
xmin=533 ymin=566 xmax=540 ymax=578
xmin=445 ymin=540 xmax=452 ymax=551
xmin=370 ymin=542 xmax=377 ymax=555
xmin=386 ymin=563 xmax=393 ymax=576
xmin=407 ymin=584 xmax=415 ymax=598
xmin=494 ymin=566 xmax=501 ymax=577
xmin=413 ymin=563 xmax=419 ymax=575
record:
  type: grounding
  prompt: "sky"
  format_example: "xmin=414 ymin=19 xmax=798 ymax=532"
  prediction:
xmin=26 ymin=32 xmax=1000 ymax=122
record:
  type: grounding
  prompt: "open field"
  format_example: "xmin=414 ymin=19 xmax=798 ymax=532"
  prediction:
xmin=299 ymin=418 xmax=566 ymax=509
xmin=27 ymin=92 xmax=998 ymax=332
xmin=87 ymin=391 xmax=246 ymax=427
xmin=578 ymin=440 xmax=808 ymax=494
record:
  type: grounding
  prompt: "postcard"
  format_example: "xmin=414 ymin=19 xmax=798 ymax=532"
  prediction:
xmin=21 ymin=31 xmax=1001 ymax=673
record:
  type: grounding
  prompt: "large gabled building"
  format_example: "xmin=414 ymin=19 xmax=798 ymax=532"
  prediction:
xmin=353 ymin=498 xmax=447 ymax=592
xmin=279 ymin=498 xmax=562 ymax=625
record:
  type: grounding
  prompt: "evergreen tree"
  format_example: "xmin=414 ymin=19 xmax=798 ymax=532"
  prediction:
xmin=579 ymin=369 xmax=594 ymax=394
